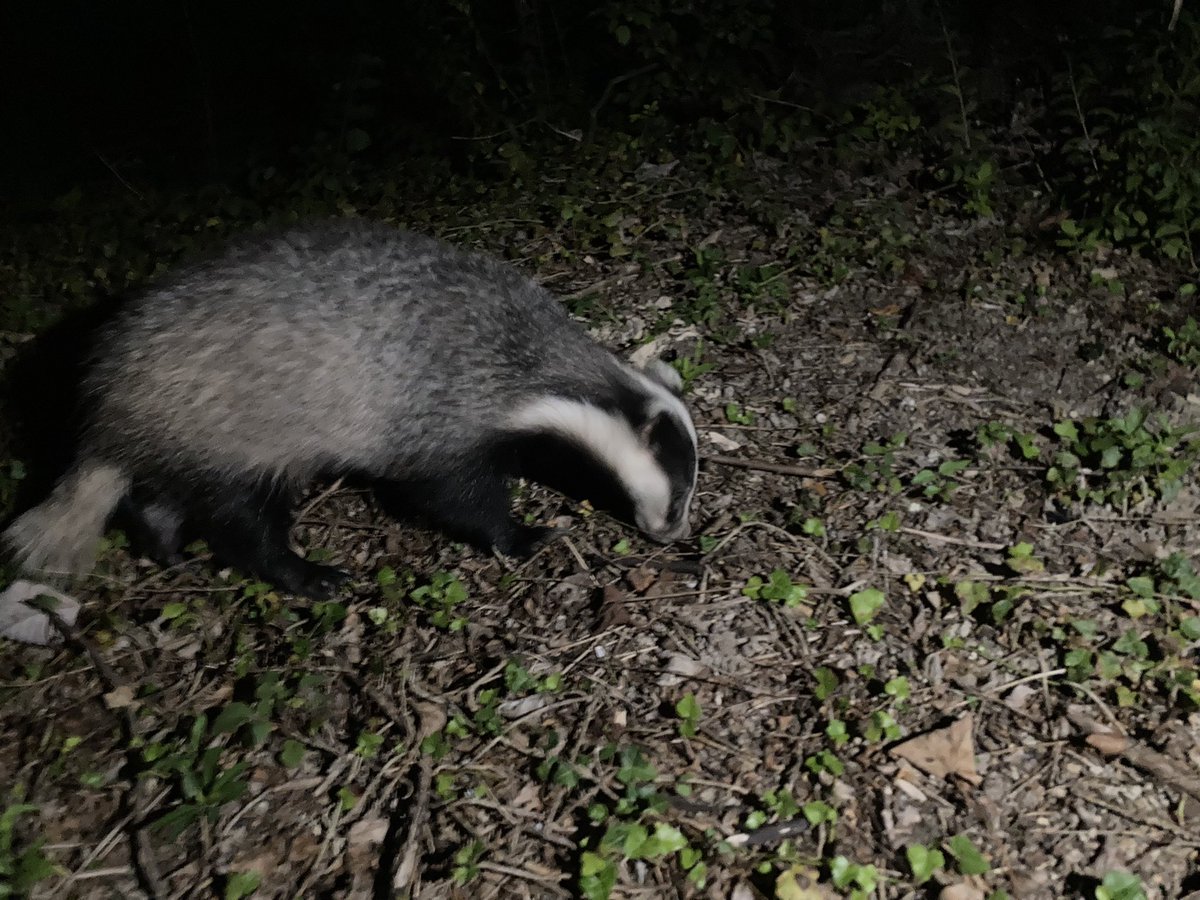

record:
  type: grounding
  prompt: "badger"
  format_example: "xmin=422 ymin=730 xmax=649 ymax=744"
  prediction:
xmin=4 ymin=219 xmax=698 ymax=599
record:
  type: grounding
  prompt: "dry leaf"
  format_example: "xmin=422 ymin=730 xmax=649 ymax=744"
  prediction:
xmin=775 ymin=865 xmax=836 ymax=900
xmin=890 ymin=715 xmax=982 ymax=786
xmin=103 ymin=684 xmax=136 ymax=710
xmin=508 ymin=782 xmax=542 ymax=812
xmin=1086 ymin=732 xmax=1130 ymax=755
xmin=414 ymin=702 xmax=447 ymax=740
xmin=664 ymin=653 xmax=705 ymax=678
xmin=626 ymin=566 xmax=658 ymax=594
xmin=348 ymin=817 xmax=389 ymax=846
xmin=706 ymin=430 xmax=743 ymax=452
xmin=599 ymin=584 xmax=631 ymax=628
xmin=939 ymin=883 xmax=986 ymax=900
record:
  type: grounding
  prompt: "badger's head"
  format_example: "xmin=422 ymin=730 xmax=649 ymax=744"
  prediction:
xmin=507 ymin=358 xmax=698 ymax=543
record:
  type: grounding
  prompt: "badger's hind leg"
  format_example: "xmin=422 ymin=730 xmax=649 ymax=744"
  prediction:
xmin=375 ymin=463 xmax=554 ymax=558
xmin=186 ymin=476 xmax=350 ymax=600
xmin=115 ymin=491 xmax=186 ymax=568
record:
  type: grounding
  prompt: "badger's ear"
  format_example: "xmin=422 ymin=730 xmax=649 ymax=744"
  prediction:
xmin=640 ymin=358 xmax=684 ymax=396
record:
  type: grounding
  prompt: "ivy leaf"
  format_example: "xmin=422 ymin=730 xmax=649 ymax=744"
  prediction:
xmin=849 ymin=588 xmax=886 ymax=625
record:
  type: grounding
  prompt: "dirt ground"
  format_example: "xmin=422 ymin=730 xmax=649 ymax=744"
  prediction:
xmin=1 ymin=160 xmax=1198 ymax=899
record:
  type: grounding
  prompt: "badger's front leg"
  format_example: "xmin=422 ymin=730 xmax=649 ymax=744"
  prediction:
xmin=375 ymin=464 xmax=556 ymax=558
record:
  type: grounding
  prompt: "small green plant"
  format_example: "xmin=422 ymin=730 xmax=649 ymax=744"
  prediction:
xmin=1095 ymin=870 xmax=1147 ymax=900
xmin=575 ymin=746 xmax=707 ymax=898
xmin=977 ymin=421 xmax=1040 ymax=460
xmin=1164 ymin=317 xmax=1200 ymax=366
xmin=825 ymin=718 xmax=849 ymax=746
xmin=504 ymin=659 xmax=563 ymax=694
xmin=804 ymin=749 xmax=845 ymax=777
xmin=1006 ymin=542 xmax=1045 ymax=576
xmin=1047 ymin=410 xmax=1200 ymax=507
xmin=828 ymin=855 xmax=879 ymax=899
xmin=674 ymin=692 xmax=701 ymax=738
xmin=142 ymin=715 xmax=251 ymax=839
xmin=812 ymin=667 xmax=839 ymax=701
xmin=742 ymin=569 xmax=809 ymax=607
xmin=0 ymin=797 xmax=57 ymax=896
xmin=223 ymin=871 xmax=261 ymax=900
xmin=580 ymin=821 xmax=704 ymax=899
xmin=945 ymin=834 xmax=990 ymax=876
xmin=843 ymin=434 xmax=906 ymax=494
xmin=864 ymin=710 xmax=901 ymax=743
xmin=410 ymin=571 xmax=470 ymax=630
xmin=955 ymin=579 xmax=1026 ymax=624
xmin=848 ymin=588 xmax=886 ymax=629
xmin=724 ymin=402 xmax=755 ymax=425
xmin=670 ymin=343 xmax=717 ymax=390
xmin=909 ymin=458 xmax=971 ymax=500
xmin=906 ymin=842 xmax=945 ymax=885
xmin=1062 ymin=554 xmax=1200 ymax=707
xmin=452 ymin=840 xmax=486 ymax=885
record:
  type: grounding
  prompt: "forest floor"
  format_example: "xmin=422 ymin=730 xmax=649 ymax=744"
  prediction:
xmin=1 ymin=151 xmax=1198 ymax=900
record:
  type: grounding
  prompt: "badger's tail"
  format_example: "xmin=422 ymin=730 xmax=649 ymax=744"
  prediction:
xmin=3 ymin=460 xmax=130 ymax=580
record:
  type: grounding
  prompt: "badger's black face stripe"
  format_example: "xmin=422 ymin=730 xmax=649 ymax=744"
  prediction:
xmin=501 ymin=431 xmax=638 ymax=526
xmin=645 ymin=410 xmax=696 ymax=526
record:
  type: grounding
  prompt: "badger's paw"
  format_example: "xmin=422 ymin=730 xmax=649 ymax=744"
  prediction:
xmin=495 ymin=524 xmax=567 ymax=560
xmin=269 ymin=559 xmax=352 ymax=601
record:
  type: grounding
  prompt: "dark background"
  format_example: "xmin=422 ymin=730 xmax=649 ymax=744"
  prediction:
xmin=1 ymin=0 xmax=1131 ymax=199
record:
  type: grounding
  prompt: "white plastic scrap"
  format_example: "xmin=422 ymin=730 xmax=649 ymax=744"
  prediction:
xmin=0 ymin=580 xmax=81 ymax=646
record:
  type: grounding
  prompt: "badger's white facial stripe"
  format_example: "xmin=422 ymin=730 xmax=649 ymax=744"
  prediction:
xmin=508 ymin=397 xmax=673 ymax=534
xmin=628 ymin=367 xmax=699 ymax=529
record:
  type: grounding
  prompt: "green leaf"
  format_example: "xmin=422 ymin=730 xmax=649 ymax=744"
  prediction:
xmin=906 ymin=843 xmax=945 ymax=884
xmin=849 ymin=588 xmax=886 ymax=625
xmin=675 ymin=692 xmax=701 ymax=723
xmin=825 ymin=718 xmax=849 ymax=745
xmin=224 ymin=871 xmax=261 ymax=900
xmin=162 ymin=602 xmax=187 ymax=621
xmin=1095 ymin=870 xmax=1147 ymax=900
xmin=640 ymin=822 xmax=688 ymax=857
xmin=955 ymin=580 xmax=989 ymax=615
xmin=946 ymin=834 xmax=990 ymax=875
xmin=802 ymin=800 xmax=836 ymax=826
xmin=621 ymin=823 xmax=648 ymax=858
xmin=813 ymin=667 xmax=838 ymax=701
xmin=938 ymin=459 xmax=970 ymax=476
xmin=212 ymin=702 xmax=254 ymax=734
xmin=279 ymin=739 xmax=305 ymax=768
xmin=1125 ymin=576 xmax=1155 ymax=598
xmin=1054 ymin=420 xmax=1080 ymax=442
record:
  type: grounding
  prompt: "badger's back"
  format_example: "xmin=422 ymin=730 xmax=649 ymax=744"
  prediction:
xmin=87 ymin=220 xmax=622 ymax=482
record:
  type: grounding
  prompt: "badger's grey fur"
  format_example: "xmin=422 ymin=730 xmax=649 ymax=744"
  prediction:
xmin=4 ymin=219 xmax=698 ymax=598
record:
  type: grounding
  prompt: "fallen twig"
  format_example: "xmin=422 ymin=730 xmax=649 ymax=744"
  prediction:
xmin=899 ymin=526 xmax=1006 ymax=551
xmin=1070 ymin=709 xmax=1200 ymax=808
xmin=391 ymin=758 xmax=433 ymax=892
xmin=704 ymin=454 xmax=835 ymax=479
